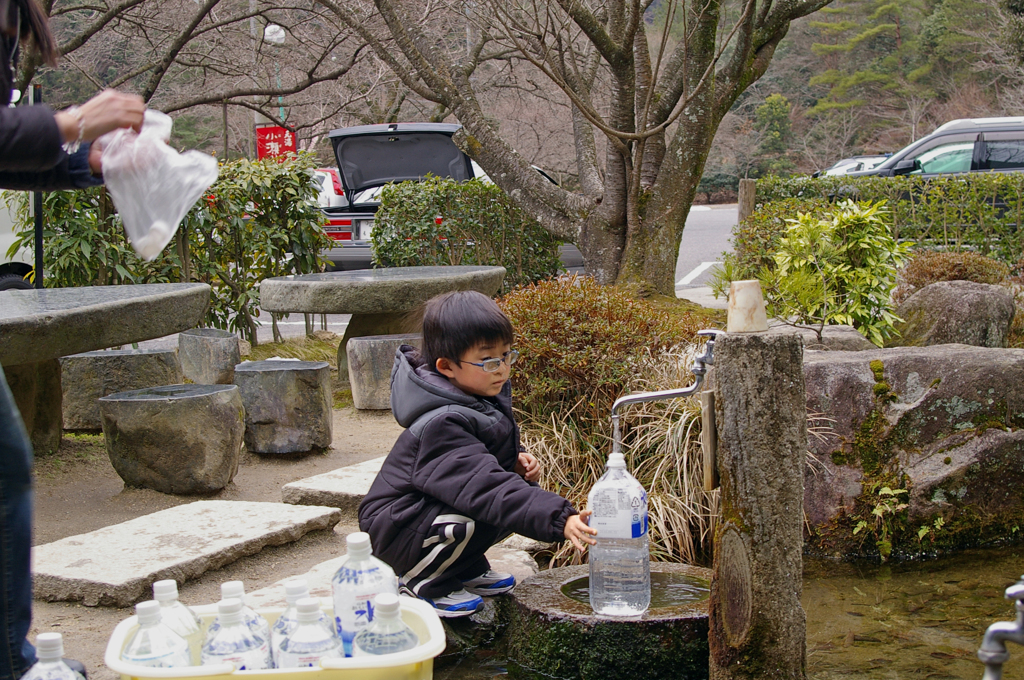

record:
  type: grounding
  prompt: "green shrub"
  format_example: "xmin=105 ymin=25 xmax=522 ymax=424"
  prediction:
xmin=5 ymin=153 xmax=330 ymax=345
xmin=372 ymin=176 xmax=562 ymax=293
xmin=755 ymin=174 xmax=1024 ymax=264
xmin=498 ymin=276 xmax=706 ymax=426
xmin=893 ymin=250 xmax=1010 ymax=306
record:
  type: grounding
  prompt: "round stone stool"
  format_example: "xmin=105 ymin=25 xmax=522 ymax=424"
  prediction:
xmin=99 ymin=384 xmax=244 ymax=494
xmin=60 ymin=349 xmax=183 ymax=431
xmin=178 ymin=328 xmax=241 ymax=385
xmin=347 ymin=333 xmax=422 ymax=410
xmin=233 ymin=360 xmax=332 ymax=456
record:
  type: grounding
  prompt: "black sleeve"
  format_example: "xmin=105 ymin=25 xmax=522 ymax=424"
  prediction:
xmin=0 ymin=104 xmax=64 ymax=171
xmin=412 ymin=413 xmax=576 ymax=543
xmin=0 ymin=145 xmax=102 ymax=191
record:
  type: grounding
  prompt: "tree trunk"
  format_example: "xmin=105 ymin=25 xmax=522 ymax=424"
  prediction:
xmin=709 ymin=332 xmax=807 ymax=680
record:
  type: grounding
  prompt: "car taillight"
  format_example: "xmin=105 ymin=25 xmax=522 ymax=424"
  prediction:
xmin=329 ymin=169 xmax=343 ymax=196
xmin=325 ymin=217 xmax=352 ymax=241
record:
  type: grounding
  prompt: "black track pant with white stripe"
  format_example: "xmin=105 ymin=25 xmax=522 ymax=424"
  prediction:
xmin=400 ymin=513 xmax=506 ymax=598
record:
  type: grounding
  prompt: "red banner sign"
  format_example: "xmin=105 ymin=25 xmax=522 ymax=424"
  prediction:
xmin=255 ymin=126 xmax=296 ymax=159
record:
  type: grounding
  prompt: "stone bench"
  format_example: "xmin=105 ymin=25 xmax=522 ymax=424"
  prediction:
xmin=347 ymin=333 xmax=422 ymax=410
xmin=99 ymin=384 xmax=244 ymax=494
xmin=178 ymin=328 xmax=241 ymax=385
xmin=233 ymin=360 xmax=332 ymax=456
xmin=60 ymin=349 xmax=183 ymax=431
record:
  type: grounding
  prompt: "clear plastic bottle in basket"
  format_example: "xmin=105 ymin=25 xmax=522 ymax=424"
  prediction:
xmin=331 ymin=532 xmax=398 ymax=656
xmin=587 ymin=451 xmax=650 ymax=616
xmin=120 ymin=600 xmax=192 ymax=668
xmin=270 ymin=579 xmax=330 ymax=666
xmin=200 ymin=598 xmax=272 ymax=670
xmin=206 ymin=581 xmax=270 ymax=643
xmin=152 ymin=579 xmax=203 ymax=664
xmin=352 ymin=593 xmax=418 ymax=656
xmin=22 ymin=634 xmax=84 ymax=680
xmin=276 ymin=598 xmax=342 ymax=668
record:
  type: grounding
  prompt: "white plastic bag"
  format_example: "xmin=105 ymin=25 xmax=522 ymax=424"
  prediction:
xmin=98 ymin=110 xmax=219 ymax=260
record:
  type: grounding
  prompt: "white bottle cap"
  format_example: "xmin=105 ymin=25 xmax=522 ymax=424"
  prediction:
xmin=346 ymin=532 xmax=372 ymax=559
xmin=607 ymin=452 xmax=626 ymax=468
xmin=136 ymin=600 xmax=162 ymax=625
xmin=284 ymin=579 xmax=309 ymax=605
xmin=152 ymin=580 xmax=179 ymax=602
xmin=35 ymin=633 xmax=63 ymax=661
xmin=295 ymin=597 xmax=321 ymax=623
xmin=374 ymin=593 xmax=400 ymax=619
xmin=221 ymin=581 xmax=245 ymax=600
xmin=217 ymin=598 xmax=244 ymax=626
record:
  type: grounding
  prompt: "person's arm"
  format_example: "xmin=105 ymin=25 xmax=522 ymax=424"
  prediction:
xmin=0 ymin=144 xmax=101 ymax=191
xmin=411 ymin=413 xmax=576 ymax=542
xmin=0 ymin=104 xmax=64 ymax=173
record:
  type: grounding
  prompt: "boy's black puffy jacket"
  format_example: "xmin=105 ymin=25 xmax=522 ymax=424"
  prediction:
xmin=358 ymin=345 xmax=575 ymax=575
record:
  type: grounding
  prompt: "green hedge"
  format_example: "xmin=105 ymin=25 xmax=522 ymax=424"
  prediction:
xmin=371 ymin=176 xmax=562 ymax=293
xmin=754 ymin=174 xmax=1024 ymax=264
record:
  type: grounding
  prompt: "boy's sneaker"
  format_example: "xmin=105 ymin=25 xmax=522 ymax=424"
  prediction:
xmin=400 ymin=585 xmax=482 ymax=618
xmin=462 ymin=570 xmax=516 ymax=596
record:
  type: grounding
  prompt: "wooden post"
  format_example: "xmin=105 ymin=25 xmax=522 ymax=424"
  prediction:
xmin=709 ymin=331 xmax=807 ymax=680
xmin=738 ymin=178 xmax=756 ymax=225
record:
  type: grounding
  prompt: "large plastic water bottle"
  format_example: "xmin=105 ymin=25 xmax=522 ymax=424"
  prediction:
xmin=152 ymin=580 xmax=203 ymax=664
xmin=270 ymin=580 xmax=330 ymax=665
xmin=331 ymin=532 xmax=398 ymax=656
xmin=276 ymin=598 xmax=343 ymax=668
xmin=22 ymin=634 xmax=84 ymax=680
xmin=587 ymin=451 xmax=650 ymax=616
xmin=207 ymin=581 xmax=270 ymax=643
xmin=200 ymin=598 xmax=272 ymax=670
xmin=120 ymin=600 xmax=192 ymax=668
xmin=352 ymin=594 xmax=418 ymax=656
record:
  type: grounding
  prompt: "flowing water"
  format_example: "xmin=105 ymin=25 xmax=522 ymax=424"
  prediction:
xmin=436 ymin=545 xmax=1024 ymax=679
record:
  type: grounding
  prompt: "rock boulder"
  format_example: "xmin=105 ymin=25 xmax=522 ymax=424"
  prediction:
xmin=178 ymin=328 xmax=241 ymax=384
xmin=887 ymin=280 xmax=1015 ymax=348
xmin=233 ymin=360 xmax=332 ymax=455
xmin=61 ymin=349 xmax=182 ymax=430
xmin=802 ymin=345 xmax=1024 ymax=557
xmin=766 ymin=323 xmax=876 ymax=350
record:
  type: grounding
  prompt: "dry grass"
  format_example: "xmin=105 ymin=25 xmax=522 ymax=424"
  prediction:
xmin=521 ymin=344 xmax=719 ymax=567
xmin=249 ymin=333 xmax=341 ymax=369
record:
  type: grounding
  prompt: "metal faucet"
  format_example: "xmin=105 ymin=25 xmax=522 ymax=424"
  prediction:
xmin=978 ymin=576 xmax=1024 ymax=680
xmin=610 ymin=329 xmax=722 ymax=455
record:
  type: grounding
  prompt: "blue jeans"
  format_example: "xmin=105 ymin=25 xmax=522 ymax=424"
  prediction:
xmin=0 ymin=365 xmax=34 ymax=680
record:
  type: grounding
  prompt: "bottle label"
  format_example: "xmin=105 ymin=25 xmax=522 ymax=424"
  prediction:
xmin=203 ymin=648 xmax=269 ymax=671
xmin=277 ymin=650 xmax=336 ymax=668
xmin=590 ymin=486 xmax=648 ymax=539
xmin=122 ymin=649 xmax=190 ymax=668
xmin=334 ymin=590 xmax=380 ymax=644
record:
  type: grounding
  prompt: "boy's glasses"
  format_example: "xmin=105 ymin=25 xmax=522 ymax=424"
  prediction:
xmin=459 ymin=350 xmax=520 ymax=373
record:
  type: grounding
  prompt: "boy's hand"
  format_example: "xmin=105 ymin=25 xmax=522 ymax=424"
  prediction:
xmin=564 ymin=511 xmax=597 ymax=552
xmin=515 ymin=451 xmax=541 ymax=482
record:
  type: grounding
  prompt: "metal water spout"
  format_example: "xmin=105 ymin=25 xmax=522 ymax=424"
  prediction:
xmin=610 ymin=329 xmax=722 ymax=455
xmin=978 ymin=576 xmax=1024 ymax=680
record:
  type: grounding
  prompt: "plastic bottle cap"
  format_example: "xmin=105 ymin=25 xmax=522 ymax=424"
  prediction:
xmin=284 ymin=579 xmax=309 ymax=604
xmin=152 ymin=579 xmax=179 ymax=602
xmin=136 ymin=600 xmax=162 ymax=625
xmin=221 ymin=581 xmax=245 ymax=600
xmin=607 ymin=452 xmax=626 ymax=468
xmin=346 ymin=532 xmax=372 ymax=559
xmin=217 ymin=598 xmax=243 ymax=625
xmin=295 ymin=597 xmax=321 ymax=623
xmin=374 ymin=593 xmax=400 ymax=618
xmin=35 ymin=633 xmax=63 ymax=661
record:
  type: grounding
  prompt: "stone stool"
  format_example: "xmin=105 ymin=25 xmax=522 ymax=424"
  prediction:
xmin=178 ymin=328 xmax=241 ymax=384
xmin=60 ymin=349 xmax=183 ymax=431
xmin=233 ymin=360 xmax=332 ymax=456
xmin=347 ymin=333 xmax=422 ymax=410
xmin=99 ymin=384 xmax=244 ymax=494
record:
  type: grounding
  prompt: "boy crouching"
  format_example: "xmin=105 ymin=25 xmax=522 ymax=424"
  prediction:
xmin=358 ymin=290 xmax=596 ymax=617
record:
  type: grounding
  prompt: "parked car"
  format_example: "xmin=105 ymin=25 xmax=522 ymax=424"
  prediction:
xmin=847 ymin=117 xmax=1024 ymax=178
xmin=811 ymin=155 xmax=889 ymax=177
xmin=0 ymin=200 xmax=32 ymax=291
xmin=321 ymin=122 xmax=583 ymax=273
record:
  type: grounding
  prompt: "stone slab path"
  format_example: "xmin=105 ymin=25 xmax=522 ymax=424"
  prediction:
xmin=281 ymin=457 xmax=385 ymax=515
xmin=32 ymin=500 xmax=341 ymax=607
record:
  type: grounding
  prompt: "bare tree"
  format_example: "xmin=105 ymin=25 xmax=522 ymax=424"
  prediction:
xmin=312 ymin=0 xmax=836 ymax=291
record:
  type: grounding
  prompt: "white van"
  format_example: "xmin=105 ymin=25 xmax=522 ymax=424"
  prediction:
xmin=0 ymin=195 xmax=33 ymax=290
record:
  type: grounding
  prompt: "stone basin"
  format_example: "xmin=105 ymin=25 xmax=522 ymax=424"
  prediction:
xmin=505 ymin=563 xmax=711 ymax=680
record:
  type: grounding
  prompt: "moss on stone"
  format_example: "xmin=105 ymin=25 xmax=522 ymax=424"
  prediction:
xmin=869 ymin=359 xmax=885 ymax=382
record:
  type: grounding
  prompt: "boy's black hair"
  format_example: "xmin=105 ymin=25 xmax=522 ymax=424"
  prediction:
xmin=421 ymin=290 xmax=514 ymax=371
